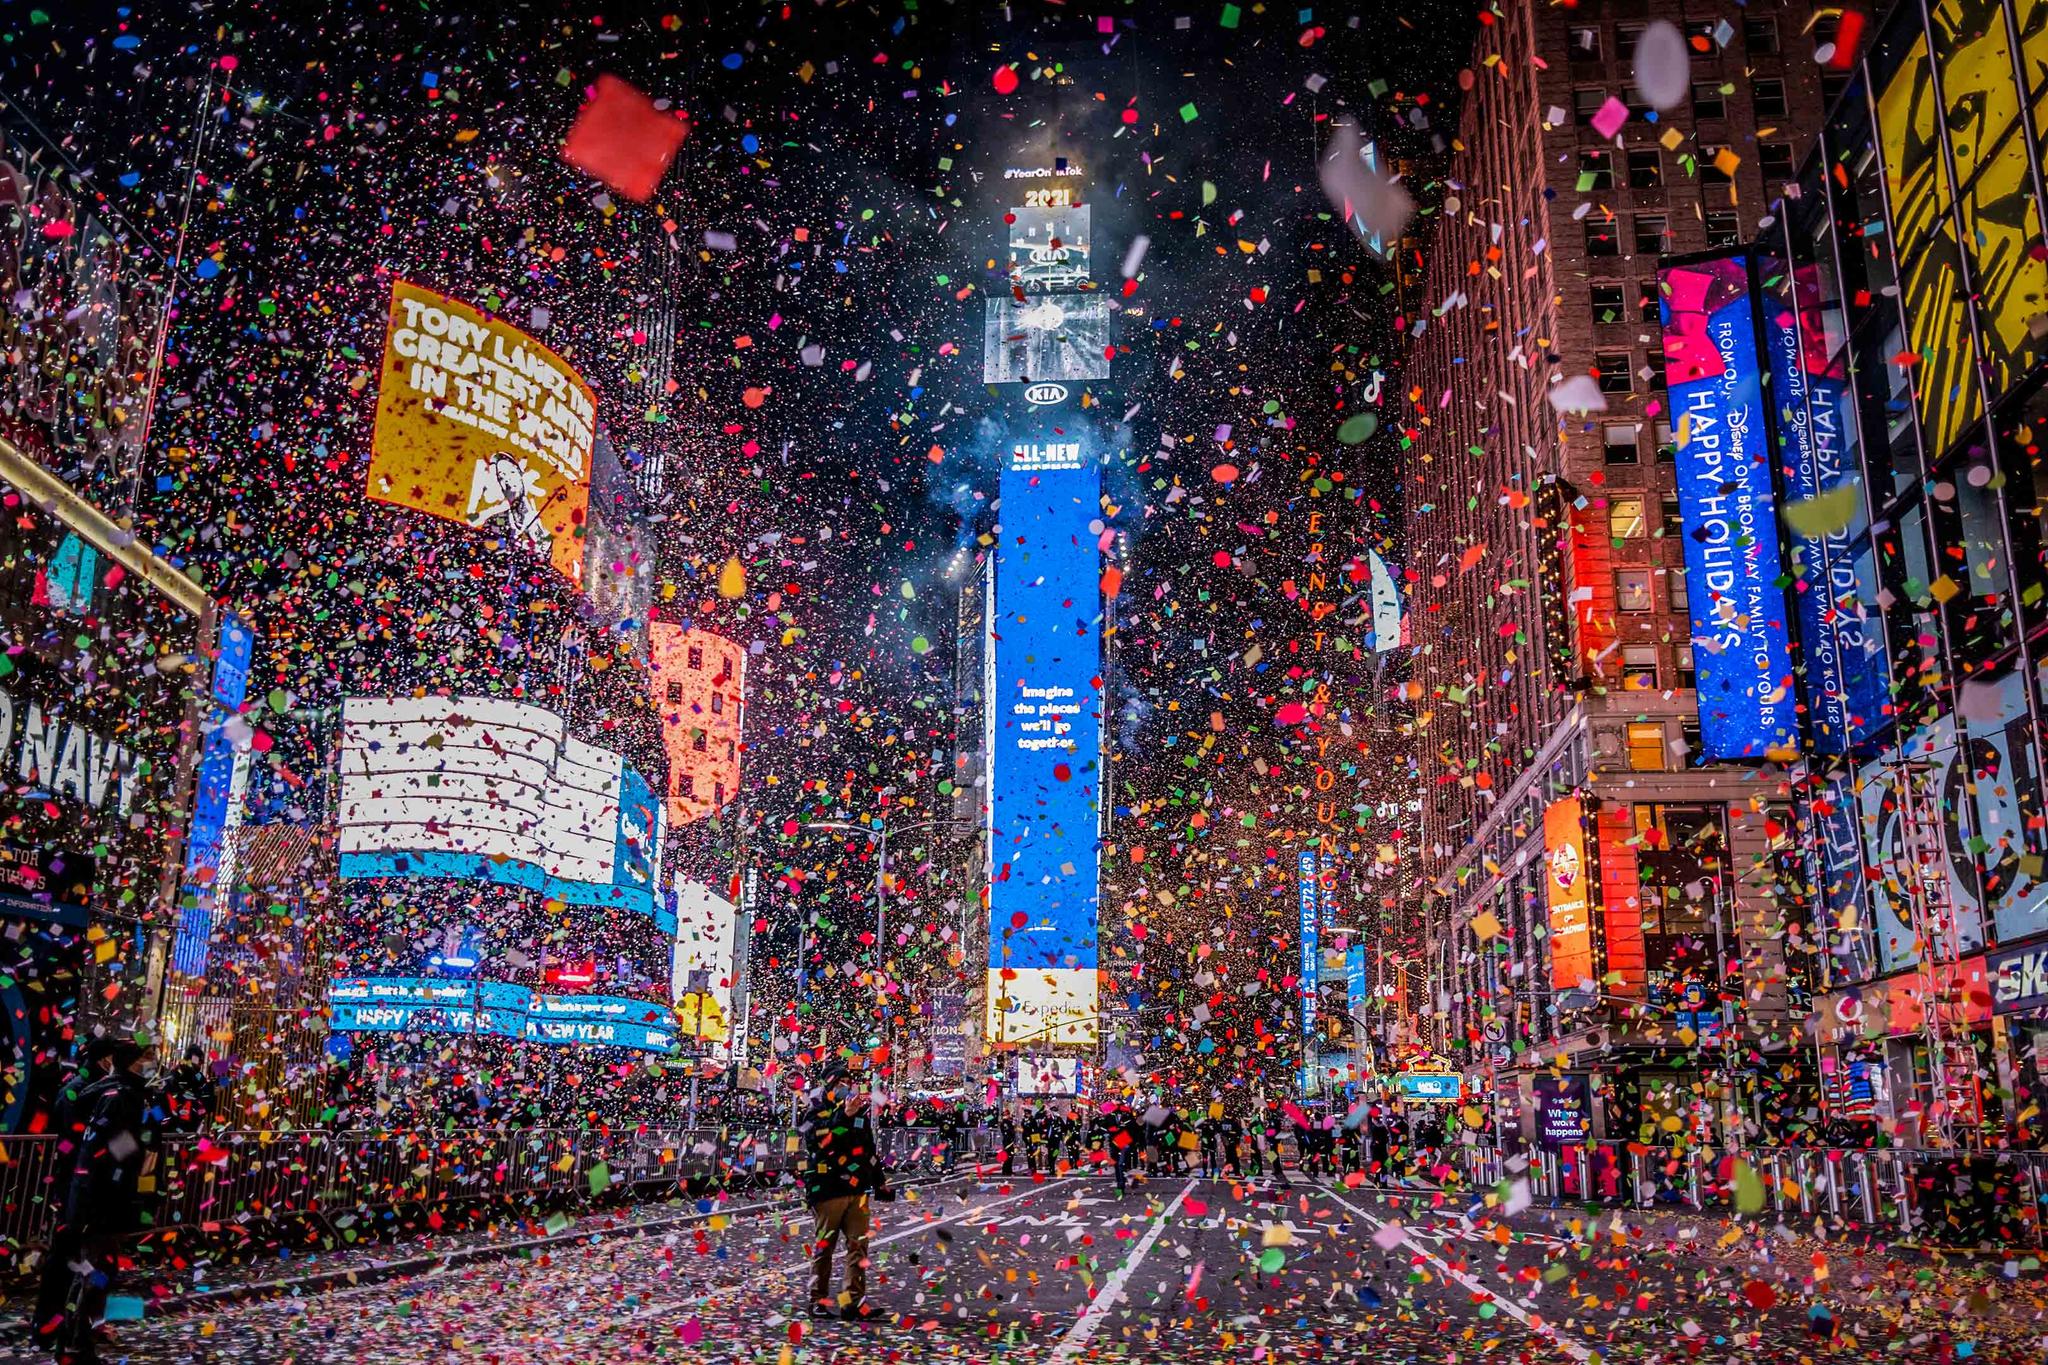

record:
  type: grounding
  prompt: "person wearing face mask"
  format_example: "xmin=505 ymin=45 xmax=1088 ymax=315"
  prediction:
xmin=41 ymin=1037 xmax=161 ymax=1364
xmin=798 ymin=1058 xmax=891 ymax=1322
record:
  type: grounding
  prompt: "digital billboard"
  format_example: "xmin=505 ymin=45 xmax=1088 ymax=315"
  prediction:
xmin=648 ymin=624 xmax=745 ymax=827
xmin=1006 ymin=205 xmax=1091 ymax=292
xmin=986 ymin=438 xmax=1101 ymax=1047
xmin=982 ymin=295 xmax=1113 ymax=387
xmin=1016 ymin=1055 xmax=1084 ymax=1096
xmin=1658 ymin=253 xmax=1802 ymax=760
xmin=338 ymin=696 xmax=663 ymax=921
xmin=1760 ymin=262 xmax=1889 ymax=754
xmin=670 ymin=875 xmax=738 ymax=1049
xmin=369 ymin=281 xmax=597 ymax=584
xmin=1297 ymin=851 xmax=1320 ymax=1046
xmin=327 ymin=976 xmax=676 ymax=1054
xmin=1544 ymin=796 xmax=1595 ymax=992
xmin=171 ymin=614 xmax=256 ymax=976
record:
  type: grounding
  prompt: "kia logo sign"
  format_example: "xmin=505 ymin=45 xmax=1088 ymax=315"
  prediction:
xmin=1024 ymin=382 xmax=1068 ymax=406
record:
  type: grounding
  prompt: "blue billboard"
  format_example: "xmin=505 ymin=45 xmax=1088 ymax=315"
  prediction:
xmin=172 ymin=614 xmax=256 ymax=976
xmin=1297 ymin=851 xmax=1319 ymax=1043
xmin=1345 ymin=943 xmax=1369 ymax=1020
xmin=327 ymin=976 xmax=676 ymax=1054
xmin=1761 ymin=261 xmax=1889 ymax=754
xmin=986 ymin=438 xmax=1102 ymax=1046
xmin=1658 ymin=253 xmax=1801 ymax=760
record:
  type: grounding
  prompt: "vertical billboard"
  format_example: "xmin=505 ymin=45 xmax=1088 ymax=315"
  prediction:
xmin=1544 ymin=796 xmax=1596 ymax=992
xmin=1760 ymin=261 xmax=1889 ymax=754
xmin=1297 ymin=851 xmax=1320 ymax=1047
xmin=337 ymin=696 xmax=663 ymax=922
xmin=986 ymin=438 xmax=1101 ymax=1046
xmin=370 ymin=282 xmax=597 ymax=584
xmin=1658 ymin=252 xmax=1802 ymax=760
xmin=171 ymin=614 xmax=256 ymax=976
xmin=647 ymin=624 xmax=745 ymax=827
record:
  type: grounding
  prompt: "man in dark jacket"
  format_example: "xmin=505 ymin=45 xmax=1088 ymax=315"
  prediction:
xmin=159 ymin=1046 xmax=215 ymax=1134
xmin=798 ymin=1061 xmax=889 ymax=1321
xmin=37 ymin=1038 xmax=158 ymax=1363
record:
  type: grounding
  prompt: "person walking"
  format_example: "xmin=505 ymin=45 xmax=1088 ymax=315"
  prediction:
xmin=798 ymin=1061 xmax=890 ymax=1321
xmin=36 ymin=1037 xmax=158 ymax=1364
xmin=160 ymin=1046 xmax=215 ymax=1135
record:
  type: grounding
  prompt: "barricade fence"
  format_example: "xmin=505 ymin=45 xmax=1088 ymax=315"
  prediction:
xmin=0 ymin=1123 xmax=987 ymax=1260
xmin=1445 ymin=1142 xmax=2048 ymax=1248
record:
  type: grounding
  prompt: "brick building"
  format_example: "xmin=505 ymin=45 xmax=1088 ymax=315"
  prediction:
xmin=1402 ymin=0 xmax=1838 ymax=1144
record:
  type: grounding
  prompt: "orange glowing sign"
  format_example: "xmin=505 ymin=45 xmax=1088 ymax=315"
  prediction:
xmin=369 ymin=281 xmax=596 ymax=583
xmin=1545 ymin=796 xmax=1596 ymax=992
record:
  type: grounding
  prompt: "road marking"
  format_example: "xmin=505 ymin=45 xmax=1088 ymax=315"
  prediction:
xmin=624 ymin=1175 xmax=1077 ymax=1321
xmin=1321 ymin=1183 xmax=1592 ymax=1363
xmin=1047 ymin=1178 xmax=1194 ymax=1365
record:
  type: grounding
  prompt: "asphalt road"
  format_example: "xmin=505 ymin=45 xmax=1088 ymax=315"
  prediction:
xmin=7 ymin=1168 xmax=2042 ymax=1363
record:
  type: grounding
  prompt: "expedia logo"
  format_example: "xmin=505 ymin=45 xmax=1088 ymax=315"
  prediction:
xmin=1023 ymin=382 xmax=1068 ymax=406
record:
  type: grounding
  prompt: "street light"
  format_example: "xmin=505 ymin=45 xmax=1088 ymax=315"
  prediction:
xmin=791 ymin=816 xmax=977 ymax=1103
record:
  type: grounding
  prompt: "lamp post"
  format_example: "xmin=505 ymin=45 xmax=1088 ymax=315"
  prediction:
xmin=793 ymin=816 xmax=976 ymax=1104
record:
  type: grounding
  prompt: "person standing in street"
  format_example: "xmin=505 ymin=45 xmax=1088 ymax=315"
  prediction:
xmin=160 ymin=1046 xmax=215 ymax=1134
xmin=798 ymin=1060 xmax=890 ymax=1322
xmin=36 ymin=1038 xmax=159 ymax=1364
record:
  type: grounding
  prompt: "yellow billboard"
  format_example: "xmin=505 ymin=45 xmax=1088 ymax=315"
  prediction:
xmin=369 ymin=281 xmax=597 ymax=583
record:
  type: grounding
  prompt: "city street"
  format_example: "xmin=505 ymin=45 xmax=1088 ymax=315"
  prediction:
xmin=9 ymin=1169 xmax=2033 ymax=1364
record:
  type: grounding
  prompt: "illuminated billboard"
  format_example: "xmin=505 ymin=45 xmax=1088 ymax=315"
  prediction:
xmin=1006 ymin=206 xmax=1091 ymax=292
xmin=1544 ymin=796 xmax=1595 ymax=992
xmin=986 ymin=438 xmax=1101 ymax=1046
xmin=338 ymin=696 xmax=663 ymax=922
xmin=1297 ymin=852 xmax=1319 ymax=1045
xmin=670 ymin=875 xmax=738 ymax=1049
xmin=369 ymin=281 xmax=597 ymax=584
xmin=982 ymin=295 xmax=1113 ymax=387
xmin=1760 ymin=262 xmax=1889 ymax=754
xmin=327 ymin=976 xmax=676 ymax=1054
xmin=1658 ymin=252 xmax=1801 ymax=760
xmin=648 ymin=624 xmax=744 ymax=827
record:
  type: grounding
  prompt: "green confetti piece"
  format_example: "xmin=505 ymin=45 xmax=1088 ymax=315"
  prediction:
xmin=1338 ymin=413 xmax=1379 ymax=444
xmin=1783 ymin=483 xmax=1862 ymax=539
xmin=1179 ymin=102 xmax=1199 ymax=123
xmin=588 ymin=1161 xmax=612 ymax=1195
xmin=1258 ymin=1247 xmax=1286 ymax=1273
xmin=1220 ymin=3 xmax=1242 ymax=29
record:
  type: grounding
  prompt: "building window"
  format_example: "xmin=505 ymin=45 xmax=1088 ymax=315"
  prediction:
xmin=1616 ymin=568 xmax=1653 ymax=611
xmin=1676 ymin=644 xmax=1697 ymax=688
xmin=1633 ymin=213 xmax=1667 ymax=255
xmin=1638 ymin=281 xmax=1662 ymax=323
xmin=1754 ymin=79 xmax=1788 ymax=120
xmin=1684 ymin=20 xmax=1720 ymax=52
xmin=666 ymin=682 xmax=684 ymax=704
xmin=1680 ymin=716 xmax=1702 ymax=762
xmin=1605 ymin=422 xmax=1642 ymax=463
xmin=1595 ymin=351 xmax=1633 ymax=393
xmin=1623 ymin=644 xmax=1660 ymax=690
xmin=1758 ymin=141 xmax=1796 ymax=183
xmin=1699 ymin=146 xmax=1734 ymax=185
xmin=1579 ymin=148 xmax=1614 ymax=190
xmin=1616 ymin=23 xmax=1644 ymax=63
xmin=1586 ymin=212 xmax=1620 ymax=257
xmin=1610 ymin=495 xmax=1647 ymax=540
xmin=1590 ymin=283 xmax=1626 ymax=323
xmin=1570 ymin=25 xmax=1602 ymax=61
xmin=1660 ymin=495 xmax=1683 ymax=537
xmin=678 ymin=773 xmax=696 ymax=798
xmin=1744 ymin=17 xmax=1779 ymax=54
xmin=1575 ymin=88 xmax=1609 ymax=126
xmin=1704 ymin=209 xmax=1742 ymax=249
xmin=1668 ymin=566 xmax=1689 ymax=610
xmin=692 ymin=730 xmax=708 ymax=752
xmin=1655 ymin=420 xmax=1677 ymax=461
xmin=1627 ymin=722 xmax=1668 ymax=771
xmin=710 ymin=692 xmax=725 ymax=714
xmin=687 ymin=645 xmax=704 ymax=669
xmin=1693 ymin=83 xmax=1727 ymax=121
xmin=1821 ymin=70 xmax=1851 ymax=109
xmin=715 ymin=782 xmax=726 ymax=808
xmin=1627 ymin=148 xmax=1663 ymax=189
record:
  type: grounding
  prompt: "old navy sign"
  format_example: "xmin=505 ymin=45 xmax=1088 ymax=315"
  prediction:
xmin=1761 ymin=261 xmax=1889 ymax=753
xmin=1659 ymin=252 xmax=1801 ymax=759
xmin=1992 ymin=941 xmax=2048 ymax=1015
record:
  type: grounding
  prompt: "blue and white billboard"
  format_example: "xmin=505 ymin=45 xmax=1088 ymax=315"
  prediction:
xmin=1659 ymin=253 xmax=1801 ymax=759
xmin=328 ymin=976 xmax=676 ymax=1054
xmin=1761 ymin=261 xmax=1889 ymax=754
xmin=986 ymin=438 xmax=1101 ymax=1046
xmin=172 ymin=614 xmax=256 ymax=976
xmin=338 ymin=696 xmax=663 ymax=922
xmin=1297 ymin=851 xmax=1319 ymax=1043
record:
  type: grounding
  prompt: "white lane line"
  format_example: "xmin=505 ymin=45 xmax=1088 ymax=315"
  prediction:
xmin=625 ymin=1175 xmax=1077 ymax=1321
xmin=1321 ymin=1183 xmax=1592 ymax=1363
xmin=1047 ymin=1178 xmax=1194 ymax=1365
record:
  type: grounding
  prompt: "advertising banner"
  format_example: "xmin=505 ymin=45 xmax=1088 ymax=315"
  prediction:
xmin=986 ymin=438 xmax=1101 ymax=1046
xmin=1533 ymin=1073 xmax=1592 ymax=1147
xmin=982 ymin=296 xmax=1113 ymax=387
xmin=1658 ymin=252 xmax=1801 ymax=759
xmin=328 ymin=976 xmax=676 ymax=1054
xmin=1760 ymin=261 xmax=1888 ymax=753
xmin=1544 ymin=796 xmax=1596 ymax=992
xmin=338 ymin=696 xmax=663 ymax=921
xmin=369 ymin=281 xmax=597 ymax=584
xmin=172 ymin=614 xmax=256 ymax=976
